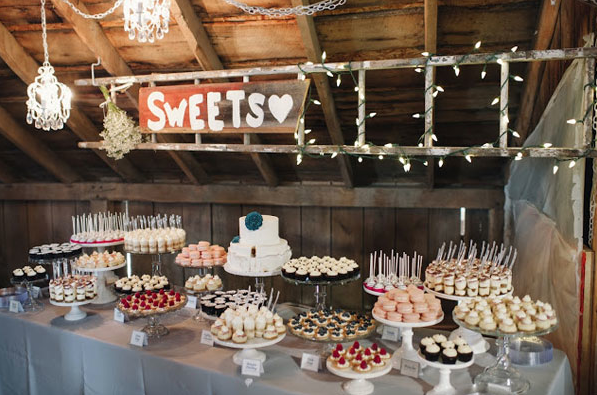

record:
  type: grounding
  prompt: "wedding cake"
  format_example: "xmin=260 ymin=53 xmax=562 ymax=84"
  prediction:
xmin=226 ymin=212 xmax=292 ymax=274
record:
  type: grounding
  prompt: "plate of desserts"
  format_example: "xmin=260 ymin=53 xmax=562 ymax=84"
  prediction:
xmin=371 ymin=285 xmax=444 ymax=326
xmin=175 ymin=241 xmax=227 ymax=268
xmin=281 ymin=256 xmax=360 ymax=285
xmin=211 ymin=304 xmax=286 ymax=347
xmin=117 ymin=289 xmax=187 ymax=318
xmin=113 ymin=274 xmax=171 ymax=294
xmin=184 ymin=274 xmax=223 ymax=294
xmin=49 ymin=275 xmax=97 ymax=304
xmin=287 ymin=308 xmax=376 ymax=342
xmin=418 ymin=333 xmax=474 ymax=366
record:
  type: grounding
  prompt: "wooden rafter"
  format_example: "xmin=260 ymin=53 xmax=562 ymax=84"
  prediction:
xmin=515 ymin=0 xmax=562 ymax=143
xmin=0 ymin=21 xmax=143 ymax=182
xmin=50 ymin=0 xmax=209 ymax=184
xmin=0 ymin=105 xmax=81 ymax=183
xmin=170 ymin=0 xmax=278 ymax=186
xmin=0 ymin=183 xmax=504 ymax=210
xmin=292 ymin=0 xmax=354 ymax=187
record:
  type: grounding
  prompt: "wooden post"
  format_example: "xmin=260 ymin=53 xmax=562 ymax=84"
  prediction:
xmin=357 ymin=69 xmax=366 ymax=146
xmin=500 ymin=60 xmax=510 ymax=148
xmin=583 ymin=57 xmax=595 ymax=149
xmin=424 ymin=64 xmax=435 ymax=147
xmin=194 ymin=79 xmax=201 ymax=144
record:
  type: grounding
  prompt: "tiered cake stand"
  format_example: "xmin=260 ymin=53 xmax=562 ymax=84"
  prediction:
xmin=74 ymin=262 xmax=126 ymax=304
xmin=70 ymin=239 xmax=124 ymax=249
xmin=372 ymin=311 xmax=444 ymax=370
xmin=281 ymin=273 xmax=361 ymax=310
xmin=326 ymin=359 xmax=392 ymax=395
xmin=10 ymin=276 xmax=48 ymax=312
xmin=416 ymin=352 xmax=475 ymax=395
xmin=453 ymin=314 xmax=557 ymax=394
xmin=223 ymin=264 xmax=279 ymax=295
xmin=424 ymin=286 xmax=512 ymax=354
xmin=214 ymin=333 xmax=286 ymax=365
xmin=117 ymin=294 xmax=187 ymax=338
xmin=49 ymin=298 xmax=96 ymax=321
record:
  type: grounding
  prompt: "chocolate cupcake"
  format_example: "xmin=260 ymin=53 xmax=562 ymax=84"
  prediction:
xmin=327 ymin=270 xmax=339 ymax=282
xmin=425 ymin=344 xmax=440 ymax=362
xmin=419 ymin=337 xmax=435 ymax=356
xmin=457 ymin=345 xmax=473 ymax=362
xmin=310 ymin=270 xmax=322 ymax=282
xmin=284 ymin=266 xmax=297 ymax=279
xmin=442 ymin=348 xmax=457 ymax=364
xmin=295 ymin=268 xmax=308 ymax=281
xmin=12 ymin=269 xmax=24 ymax=283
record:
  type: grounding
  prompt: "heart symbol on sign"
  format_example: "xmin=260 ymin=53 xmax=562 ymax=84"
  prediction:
xmin=268 ymin=94 xmax=294 ymax=124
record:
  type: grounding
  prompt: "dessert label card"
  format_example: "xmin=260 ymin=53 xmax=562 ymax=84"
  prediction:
xmin=114 ymin=308 xmax=125 ymax=323
xmin=200 ymin=330 xmax=214 ymax=346
xmin=186 ymin=295 xmax=197 ymax=309
xmin=31 ymin=286 xmax=41 ymax=299
xmin=300 ymin=353 xmax=321 ymax=372
xmin=9 ymin=300 xmax=23 ymax=313
xmin=400 ymin=359 xmax=420 ymax=378
xmin=130 ymin=330 xmax=148 ymax=347
xmin=382 ymin=326 xmax=400 ymax=342
xmin=241 ymin=359 xmax=263 ymax=377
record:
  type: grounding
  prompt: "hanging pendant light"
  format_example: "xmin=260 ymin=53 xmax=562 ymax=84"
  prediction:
xmin=26 ymin=0 xmax=72 ymax=131
xmin=123 ymin=0 xmax=171 ymax=43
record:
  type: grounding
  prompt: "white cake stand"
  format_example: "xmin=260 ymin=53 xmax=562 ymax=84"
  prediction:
xmin=49 ymin=298 xmax=96 ymax=321
xmin=372 ymin=311 xmax=444 ymax=370
xmin=74 ymin=262 xmax=126 ymax=304
xmin=362 ymin=284 xmax=385 ymax=297
xmin=214 ymin=332 xmax=286 ymax=365
xmin=223 ymin=264 xmax=280 ymax=295
xmin=70 ymin=239 xmax=124 ymax=248
xmin=326 ymin=359 xmax=392 ymax=395
xmin=424 ymin=286 xmax=512 ymax=354
xmin=416 ymin=352 xmax=474 ymax=395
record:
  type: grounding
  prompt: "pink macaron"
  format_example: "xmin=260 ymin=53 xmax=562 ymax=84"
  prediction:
xmin=387 ymin=311 xmax=403 ymax=322
xmin=396 ymin=303 xmax=414 ymax=314
xmin=402 ymin=312 xmax=420 ymax=323
xmin=382 ymin=301 xmax=397 ymax=312
xmin=373 ymin=307 xmax=387 ymax=319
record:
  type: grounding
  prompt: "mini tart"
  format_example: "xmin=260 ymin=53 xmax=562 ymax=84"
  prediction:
xmin=232 ymin=330 xmax=248 ymax=344
xmin=330 ymin=350 xmax=343 ymax=362
xmin=335 ymin=357 xmax=350 ymax=370
xmin=370 ymin=355 xmax=385 ymax=368
xmin=353 ymin=360 xmax=372 ymax=373
xmin=331 ymin=331 xmax=344 ymax=341
xmin=378 ymin=348 xmax=391 ymax=360
xmin=316 ymin=329 xmax=330 ymax=340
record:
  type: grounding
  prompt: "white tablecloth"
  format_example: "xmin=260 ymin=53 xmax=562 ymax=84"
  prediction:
xmin=0 ymin=300 xmax=574 ymax=395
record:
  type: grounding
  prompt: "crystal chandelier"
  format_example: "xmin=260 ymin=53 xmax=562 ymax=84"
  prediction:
xmin=26 ymin=0 xmax=72 ymax=131
xmin=123 ymin=0 xmax=171 ymax=43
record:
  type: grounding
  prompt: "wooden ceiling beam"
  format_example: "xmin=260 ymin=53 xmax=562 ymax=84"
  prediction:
xmin=292 ymin=0 xmax=354 ymax=187
xmin=50 ymin=0 xmax=209 ymax=185
xmin=0 ymin=105 xmax=81 ymax=183
xmin=171 ymin=0 xmax=279 ymax=186
xmin=515 ymin=0 xmax=561 ymax=143
xmin=0 ymin=21 xmax=143 ymax=182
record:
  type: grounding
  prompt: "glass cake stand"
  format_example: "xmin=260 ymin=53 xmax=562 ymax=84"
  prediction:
xmin=117 ymin=294 xmax=187 ymax=338
xmin=281 ymin=273 xmax=360 ymax=310
xmin=223 ymin=264 xmax=280 ymax=295
xmin=127 ymin=250 xmax=180 ymax=277
xmin=10 ymin=275 xmax=48 ymax=312
xmin=424 ymin=286 xmax=513 ymax=354
xmin=183 ymin=286 xmax=224 ymax=322
xmin=453 ymin=313 xmax=558 ymax=394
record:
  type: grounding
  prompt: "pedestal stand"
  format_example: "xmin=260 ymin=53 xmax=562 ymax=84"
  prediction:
xmin=326 ymin=359 xmax=392 ymax=395
xmin=372 ymin=311 xmax=444 ymax=370
xmin=49 ymin=299 xmax=95 ymax=321
xmin=74 ymin=262 xmax=126 ymax=304
xmin=416 ymin=352 xmax=474 ymax=395
xmin=280 ymin=273 xmax=360 ymax=310
xmin=11 ymin=277 xmax=47 ymax=312
xmin=214 ymin=333 xmax=286 ymax=366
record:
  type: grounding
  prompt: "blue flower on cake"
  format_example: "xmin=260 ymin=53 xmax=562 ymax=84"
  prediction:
xmin=244 ymin=212 xmax=263 ymax=231
xmin=231 ymin=236 xmax=240 ymax=243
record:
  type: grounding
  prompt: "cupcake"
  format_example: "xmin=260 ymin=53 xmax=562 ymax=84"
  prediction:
xmin=425 ymin=344 xmax=440 ymax=362
xmin=232 ymin=330 xmax=248 ymax=344
xmin=442 ymin=348 xmax=457 ymax=364
xmin=310 ymin=270 xmax=322 ymax=282
xmin=457 ymin=345 xmax=473 ymax=362
xmin=12 ymin=269 xmax=24 ymax=283
xmin=295 ymin=268 xmax=308 ymax=281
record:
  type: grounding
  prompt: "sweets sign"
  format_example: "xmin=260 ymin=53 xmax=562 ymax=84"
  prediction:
xmin=139 ymin=79 xmax=310 ymax=134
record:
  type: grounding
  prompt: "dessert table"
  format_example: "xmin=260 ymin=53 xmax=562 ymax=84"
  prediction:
xmin=0 ymin=301 xmax=573 ymax=395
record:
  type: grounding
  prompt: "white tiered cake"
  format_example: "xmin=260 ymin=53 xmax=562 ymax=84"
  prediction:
xmin=226 ymin=212 xmax=292 ymax=274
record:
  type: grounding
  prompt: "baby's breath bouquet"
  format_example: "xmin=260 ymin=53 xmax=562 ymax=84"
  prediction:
xmin=99 ymin=85 xmax=142 ymax=160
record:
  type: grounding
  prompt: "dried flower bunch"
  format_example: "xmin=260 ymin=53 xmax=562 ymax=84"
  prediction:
xmin=99 ymin=85 xmax=142 ymax=160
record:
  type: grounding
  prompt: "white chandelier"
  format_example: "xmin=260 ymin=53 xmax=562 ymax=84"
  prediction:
xmin=26 ymin=0 xmax=72 ymax=131
xmin=60 ymin=0 xmax=170 ymax=43
xmin=123 ymin=0 xmax=170 ymax=43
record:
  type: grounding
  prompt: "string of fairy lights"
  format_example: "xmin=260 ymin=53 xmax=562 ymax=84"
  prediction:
xmin=294 ymin=41 xmax=596 ymax=174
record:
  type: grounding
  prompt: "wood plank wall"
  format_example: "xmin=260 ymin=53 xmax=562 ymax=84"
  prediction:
xmin=0 ymin=200 xmax=495 ymax=311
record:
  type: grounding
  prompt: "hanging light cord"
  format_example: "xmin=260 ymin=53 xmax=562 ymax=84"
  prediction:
xmin=224 ymin=0 xmax=346 ymax=17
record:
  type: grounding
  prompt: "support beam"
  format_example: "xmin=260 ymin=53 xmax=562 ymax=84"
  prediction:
xmin=0 ymin=157 xmax=20 ymax=184
xmin=424 ymin=0 xmax=437 ymax=186
xmin=0 ymin=106 xmax=81 ymax=183
xmin=515 ymin=0 xmax=561 ymax=143
xmin=0 ymin=183 xmax=504 ymax=209
xmin=170 ymin=0 xmax=279 ymax=186
xmin=49 ymin=3 xmax=209 ymax=185
xmin=0 ymin=21 xmax=143 ymax=182
xmin=293 ymin=0 xmax=354 ymax=187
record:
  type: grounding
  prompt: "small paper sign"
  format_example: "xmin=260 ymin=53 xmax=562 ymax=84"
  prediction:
xmin=113 ymin=308 xmax=125 ymax=323
xmin=9 ymin=300 xmax=23 ymax=313
xmin=200 ymin=330 xmax=214 ymax=346
xmin=382 ymin=326 xmax=400 ymax=342
xmin=186 ymin=295 xmax=197 ymax=309
xmin=400 ymin=359 xmax=420 ymax=378
xmin=300 ymin=353 xmax=321 ymax=372
xmin=241 ymin=359 xmax=263 ymax=377
xmin=130 ymin=330 xmax=148 ymax=347
xmin=31 ymin=286 xmax=41 ymax=299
